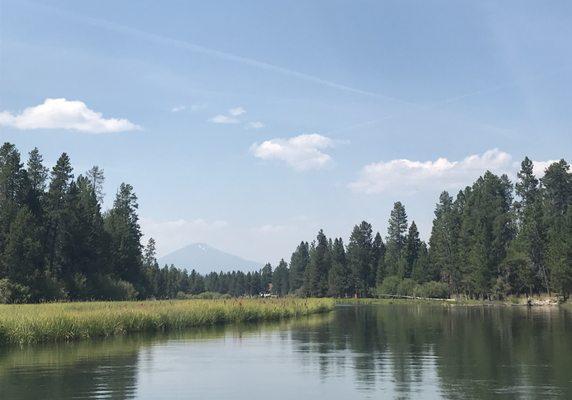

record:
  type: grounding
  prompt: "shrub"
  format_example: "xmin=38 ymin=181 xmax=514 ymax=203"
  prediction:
xmin=376 ymin=277 xmax=450 ymax=299
xmin=414 ymin=281 xmax=449 ymax=299
xmin=33 ymin=271 xmax=68 ymax=302
xmin=0 ymin=279 xmax=31 ymax=304
xmin=92 ymin=275 xmax=138 ymax=301
xmin=176 ymin=291 xmax=191 ymax=300
xmin=376 ymin=275 xmax=402 ymax=297
xmin=397 ymin=278 xmax=416 ymax=297
xmin=67 ymin=273 xmax=89 ymax=299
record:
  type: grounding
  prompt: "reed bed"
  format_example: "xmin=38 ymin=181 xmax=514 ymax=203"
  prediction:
xmin=0 ymin=298 xmax=334 ymax=345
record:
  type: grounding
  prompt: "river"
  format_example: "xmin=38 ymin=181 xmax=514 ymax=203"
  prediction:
xmin=1 ymin=303 xmax=571 ymax=399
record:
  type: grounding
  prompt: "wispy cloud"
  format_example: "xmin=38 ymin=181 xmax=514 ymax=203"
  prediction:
xmin=229 ymin=107 xmax=246 ymax=117
xmin=30 ymin=1 xmax=414 ymax=105
xmin=251 ymin=133 xmax=335 ymax=171
xmin=171 ymin=105 xmax=186 ymax=113
xmin=0 ymin=98 xmax=140 ymax=133
xmin=210 ymin=114 xmax=240 ymax=124
xmin=209 ymin=106 xmax=246 ymax=124
xmin=246 ymin=121 xmax=265 ymax=129
xmin=333 ymin=67 xmax=571 ymax=136
xmin=172 ymin=104 xmax=208 ymax=113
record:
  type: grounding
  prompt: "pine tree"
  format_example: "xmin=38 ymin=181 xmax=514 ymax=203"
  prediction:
xmin=272 ymin=259 xmax=289 ymax=296
xmin=542 ymin=159 xmax=571 ymax=218
xmin=260 ymin=263 xmax=273 ymax=293
xmin=0 ymin=143 xmax=28 ymax=206
xmin=86 ymin=166 xmax=105 ymax=204
xmin=2 ymin=207 xmax=43 ymax=296
xmin=347 ymin=221 xmax=373 ymax=296
xmin=288 ymin=241 xmax=310 ymax=293
xmin=61 ymin=175 xmax=111 ymax=298
xmin=328 ymin=238 xmax=350 ymax=297
xmin=45 ymin=153 xmax=74 ymax=277
xmin=304 ymin=230 xmax=331 ymax=297
xmin=542 ymin=160 xmax=572 ymax=297
xmin=249 ymin=271 xmax=262 ymax=295
xmin=458 ymin=172 xmax=515 ymax=298
xmin=402 ymin=221 xmax=421 ymax=279
xmin=429 ymin=191 xmax=458 ymax=286
xmin=0 ymin=143 xmax=29 ymax=261
xmin=385 ymin=202 xmax=408 ymax=276
xmin=428 ymin=191 xmax=458 ymax=289
xmin=27 ymin=148 xmax=48 ymax=194
xmin=143 ymin=238 xmax=160 ymax=298
xmin=144 ymin=238 xmax=158 ymax=267
xmin=371 ymin=232 xmax=385 ymax=286
xmin=546 ymin=208 xmax=572 ymax=299
xmin=411 ymin=242 xmax=430 ymax=283
xmin=511 ymin=157 xmax=548 ymax=294
xmin=25 ymin=147 xmax=48 ymax=218
xmin=104 ymin=183 xmax=145 ymax=296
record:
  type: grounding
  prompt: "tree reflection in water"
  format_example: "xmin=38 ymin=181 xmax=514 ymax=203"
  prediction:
xmin=0 ymin=305 xmax=570 ymax=399
xmin=289 ymin=304 xmax=572 ymax=399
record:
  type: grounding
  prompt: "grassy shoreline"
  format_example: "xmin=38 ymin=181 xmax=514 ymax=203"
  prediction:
xmin=0 ymin=298 xmax=334 ymax=345
xmin=337 ymin=296 xmax=567 ymax=307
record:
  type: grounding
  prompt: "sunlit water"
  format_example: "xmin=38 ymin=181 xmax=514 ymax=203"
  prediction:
xmin=1 ymin=304 xmax=571 ymax=399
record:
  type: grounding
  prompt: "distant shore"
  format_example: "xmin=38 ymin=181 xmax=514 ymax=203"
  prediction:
xmin=337 ymin=295 xmax=566 ymax=307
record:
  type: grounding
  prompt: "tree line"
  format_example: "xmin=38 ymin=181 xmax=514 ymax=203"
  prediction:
xmin=264 ymin=157 xmax=571 ymax=300
xmin=0 ymin=142 xmax=570 ymax=302
xmin=148 ymin=155 xmax=572 ymax=301
xmin=271 ymin=157 xmax=571 ymax=300
xmin=0 ymin=143 xmax=151 ymax=302
xmin=0 ymin=142 xmax=282 ymax=302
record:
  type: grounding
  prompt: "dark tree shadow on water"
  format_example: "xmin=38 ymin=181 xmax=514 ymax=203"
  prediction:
xmin=289 ymin=304 xmax=572 ymax=399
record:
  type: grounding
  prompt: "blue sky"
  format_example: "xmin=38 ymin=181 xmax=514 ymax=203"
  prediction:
xmin=1 ymin=0 xmax=571 ymax=263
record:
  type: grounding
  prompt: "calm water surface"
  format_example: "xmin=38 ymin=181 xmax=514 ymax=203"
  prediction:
xmin=1 ymin=304 xmax=571 ymax=399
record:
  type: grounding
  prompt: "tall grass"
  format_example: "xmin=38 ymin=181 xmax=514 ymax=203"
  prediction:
xmin=0 ymin=298 xmax=334 ymax=345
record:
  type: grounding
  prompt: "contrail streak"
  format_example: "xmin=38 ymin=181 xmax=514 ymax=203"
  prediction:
xmin=21 ymin=0 xmax=417 ymax=107
xmin=334 ymin=66 xmax=570 ymax=134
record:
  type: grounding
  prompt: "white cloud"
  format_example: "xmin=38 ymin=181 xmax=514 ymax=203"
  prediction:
xmin=510 ymin=159 xmax=558 ymax=179
xmin=0 ymin=98 xmax=140 ymax=133
xmin=246 ymin=121 xmax=265 ymax=129
xmin=349 ymin=149 xmax=514 ymax=194
xmin=209 ymin=114 xmax=240 ymax=124
xmin=229 ymin=106 xmax=246 ymax=117
xmin=141 ymin=217 xmax=229 ymax=256
xmin=531 ymin=159 xmax=558 ymax=178
xmin=251 ymin=133 xmax=335 ymax=171
xmin=171 ymin=105 xmax=186 ymax=113
xmin=209 ymin=106 xmax=247 ymax=124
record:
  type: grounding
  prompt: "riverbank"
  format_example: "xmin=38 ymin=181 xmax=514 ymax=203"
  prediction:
xmin=337 ymin=295 xmax=566 ymax=307
xmin=0 ymin=298 xmax=334 ymax=345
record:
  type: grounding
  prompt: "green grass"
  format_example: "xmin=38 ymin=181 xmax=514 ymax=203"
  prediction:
xmin=0 ymin=298 xmax=334 ymax=345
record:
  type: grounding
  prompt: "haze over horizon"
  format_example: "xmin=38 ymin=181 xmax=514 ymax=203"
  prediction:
xmin=1 ymin=0 xmax=571 ymax=265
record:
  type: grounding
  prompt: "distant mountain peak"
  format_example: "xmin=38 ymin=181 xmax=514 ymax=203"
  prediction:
xmin=158 ymin=243 xmax=263 ymax=274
